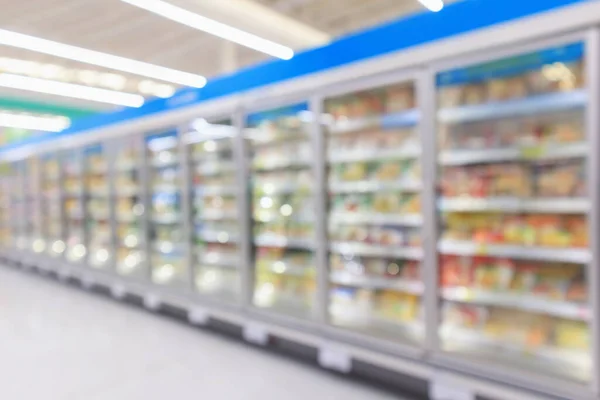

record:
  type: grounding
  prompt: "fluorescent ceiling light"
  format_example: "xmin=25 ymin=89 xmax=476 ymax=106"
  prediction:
xmin=0 ymin=74 xmax=145 ymax=108
xmin=0 ymin=29 xmax=206 ymax=88
xmin=120 ymin=0 xmax=294 ymax=60
xmin=0 ymin=112 xmax=70 ymax=132
xmin=418 ymin=0 xmax=444 ymax=12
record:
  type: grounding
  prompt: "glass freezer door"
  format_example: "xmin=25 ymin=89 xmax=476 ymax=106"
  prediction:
xmin=64 ymin=149 xmax=85 ymax=263
xmin=324 ymin=80 xmax=424 ymax=344
xmin=186 ymin=120 xmax=240 ymax=302
xmin=247 ymin=104 xmax=316 ymax=319
xmin=113 ymin=137 xmax=146 ymax=279
xmin=26 ymin=156 xmax=43 ymax=255
xmin=146 ymin=131 xmax=187 ymax=287
xmin=41 ymin=154 xmax=64 ymax=258
xmin=10 ymin=162 xmax=25 ymax=250
xmin=436 ymin=42 xmax=590 ymax=382
xmin=84 ymin=144 xmax=112 ymax=269
xmin=0 ymin=164 xmax=10 ymax=251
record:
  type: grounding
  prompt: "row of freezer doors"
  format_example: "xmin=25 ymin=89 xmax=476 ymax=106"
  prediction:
xmin=0 ymin=40 xmax=593 ymax=387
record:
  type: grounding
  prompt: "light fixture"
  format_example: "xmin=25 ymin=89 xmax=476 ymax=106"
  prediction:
xmin=0 ymin=74 xmax=145 ymax=108
xmin=120 ymin=0 xmax=294 ymax=60
xmin=418 ymin=0 xmax=444 ymax=12
xmin=0 ymin=28 xmax=206 ymax=87
xmin=0 ymin=111 xmax=70 ymax=132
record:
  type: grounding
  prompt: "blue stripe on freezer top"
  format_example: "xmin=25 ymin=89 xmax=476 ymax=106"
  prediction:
xmin=0 ymin=0 xmax=589 ymax=154
xmin=437 ymin=42 xmax=585 ymax=87
xmin=246 ymin=102 xmax=309 ymax=125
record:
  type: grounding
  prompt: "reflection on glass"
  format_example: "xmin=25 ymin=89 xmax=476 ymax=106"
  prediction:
xmin=41 ymin=154 xmax=63 ymax=258
xmin=63 ymin=151 xmax=85 ymax=263
xmin=324 ymin=81 xmax=424 ymax=344
xmin=114 ymin=139 xmax=147 ymax=279
xmin=436 ymin=42 xmax=590 ymax=382
xmin=84 ymin=144 xmax=111 ymax=269
xmin=147 ymin=131 xmax=186 ymax=286
xmin=0 ymin=163 xmax=11 ymax=250
xmin=248 ymin=104 xmax=316 ymax=319
xmin=188 ymin=119 xmax=240 ymax=303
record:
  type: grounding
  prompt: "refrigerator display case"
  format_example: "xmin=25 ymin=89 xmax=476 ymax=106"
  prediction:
xmin=247 ymin=105 xmax=316 ymax=318
xmin=435 ymin=42 xmax=591 ymax=382
xmin=323 ymin=80 xmax=424 ymax=344
xmin=26 ymin=157 xmax=43 ymax=256
xmin=113 ymin=136 xmax=147 ymax=279
xmin=13 ymin=160 xmax=28 ymax=252
xmin=84 ymin=145 xmax=112 ymax=269
xmin=186 ymin=120 xmax=240 ymax=302
xmin=0 ymin=165 xmax=11 ymax=250
xmin=63 ymin=149 xmax=86 ymax=264
xmin=41 ymin=153 xmax=65 ymax=259
xmin=146 ymin=131 xmax=187 ymax=287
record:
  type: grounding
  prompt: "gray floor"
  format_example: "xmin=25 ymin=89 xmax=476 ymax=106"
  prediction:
xmin=0 ymin=267 xmax=401 ymax=400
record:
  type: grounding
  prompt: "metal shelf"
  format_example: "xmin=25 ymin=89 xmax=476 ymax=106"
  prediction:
xmin=328 ymin=109 xmax=419 ymax=135
xmin=438 ymin=239 xmax=591 ymax=264
xmin=196 ymin=209 xmax=238 ymax=221
xmin=253 ymin=158 xmax=311 ymax=171
xmin=328 ymin=145 xmax=421 ymax=164
xmin=254 ymin=235 xmax=315 ymax=250
xmin=329 ymin=212 xmax=422 ymax=226
xmin=196 ymin=230 xmax=240 ymax=244
xmin=195 ymin=186 xmax=237 ymax=197
xmin=151 ymin=184 xmax=179 ymax=193
xmin=329 ymin=179 xmax=421 ymax=194
xmin=253 ymin=182 xmax=311 ymax=195
xmin=438 ymin=197 xmax=589 ymax=213
xmin=442 ymin=287 xmax=590 ymax=321
xmin=330 ymin=241 xmax=423 ymax=260
xmin=151 ymin=213 xmax=180 ymax=224
xmin=258 ymin=260 xmax=313 ymax=277
xmin=437 ymin=90 xmax=586 ymax=124
xmin=195 ymin=160 xmax=235 ymax=176
xmin=198 ymin=252 xmax=239 ymax=268
xmin=330 ymin=270 xmax=423 ymax=294
xmin=152 ymin=241 xmax=185 ymax=254
xmin=439 ymin=142 xmax=587 ymax=166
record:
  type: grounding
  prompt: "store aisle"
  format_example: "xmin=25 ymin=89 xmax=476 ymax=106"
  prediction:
xmin=0 ymin=267 xmax=401 ymax=400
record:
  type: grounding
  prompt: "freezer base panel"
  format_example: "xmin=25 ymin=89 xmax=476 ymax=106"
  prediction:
xmin=2 ymin=251 xmax=590 ymax=400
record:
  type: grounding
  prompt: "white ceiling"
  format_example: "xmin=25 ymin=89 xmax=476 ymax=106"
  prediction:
xmin=0 ymin=0 xmax=431 ymax=111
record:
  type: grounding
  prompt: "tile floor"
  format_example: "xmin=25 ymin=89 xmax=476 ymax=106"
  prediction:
xmin=0 ymin=267 xmax=402 ymax=400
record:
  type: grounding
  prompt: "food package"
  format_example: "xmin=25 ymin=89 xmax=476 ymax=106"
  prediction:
xmin=555 ymin=320 xmax=589 ymax=350
xmin=443 ymin=302 xmax=487 ymax=329
xmin=386 ymin=86 xmax=415 ymax=113
xmin=438 ymin=86 xmax=464 ymax=108
xmin=375 ymin=291 xmax=419 ymax=322
xmin=535 ymin=160 xmax=585 ymax=198
xmin=152 ymin=192 xmax=179 ymax=214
